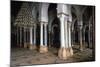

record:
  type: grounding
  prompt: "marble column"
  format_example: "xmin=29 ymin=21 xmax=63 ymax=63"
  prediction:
xmin=40 ymin=22 xmax=48 ymax=53
xmin=40 ymin=22 xmax=44 ymax=53
xmin=39 ymin=3 xmax=49 ymax=53
xmin=16 ymin=27 xmax=19 ymax=47
xmin=58 ymin=14 xmax=73 ymax=60
xmin=65 ymin=18 xmax=68 ymax=48
xmin=19 ymin=27 xmax=22 ymax=47
xmin=68 ymin=22 xmax=73 ymax=56
xmin=24 ymin=27 xmax=27 ymax=48
xmin=57 ymin=4 xmax=73 ymax=60
xmin=33 ymin=24 xmax=36 ymax=49
xmin=29 ymin=27 xmax=33 ymax=50
xmin=83 ymin=27 xmax=86 ymax=47
xmin=44 ymin=23 xmax=48 ymax=47
xmin=60 ymin=15 xmax=66 ymax=48
xmin=77 ymin=16 xmax=83 ymax=51
xmin=48 ymin=32 xmax=51 ymax=48
xmin=44 ymin=23 xmax=48 ymax=51
xmin=40 ymin=23 xmax=43 ymax=46
xmin=79 ymin=26 xmax=83 ymax=51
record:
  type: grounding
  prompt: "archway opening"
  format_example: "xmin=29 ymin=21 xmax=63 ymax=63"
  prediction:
xmin=51 ymin=17 xmax=60 ymax=48
xmin=48 ymin=3 xmax=60 ymax=48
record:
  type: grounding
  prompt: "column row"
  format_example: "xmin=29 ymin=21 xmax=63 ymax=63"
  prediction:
xmin=16 ymin=24 xmax=37 ymax=50
xmin=58 ymin=14 xmax=73 ymax=60
xmin=40 ymin=22 xmax=48 ymax=53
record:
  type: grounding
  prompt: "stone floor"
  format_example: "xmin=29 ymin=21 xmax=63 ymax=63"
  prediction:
xmin=10 ymin=45 xmax=95 ymax=67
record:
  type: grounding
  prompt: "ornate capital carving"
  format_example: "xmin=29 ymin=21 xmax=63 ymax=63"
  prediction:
xmin=57 ymin=12 xmax=69 ymax=18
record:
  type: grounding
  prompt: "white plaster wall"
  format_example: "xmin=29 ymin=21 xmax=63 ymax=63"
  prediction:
xmin=57 ymin=4 xmax=72 ymax=22
xmin=57 ymin=4 xmax=69 ymax=14
xmin=39 ymin=3 xmax=49 ymax=22
xmin=67 ymin=5 xmax=72 ymax=22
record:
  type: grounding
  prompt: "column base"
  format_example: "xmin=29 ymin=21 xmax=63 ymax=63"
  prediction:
xmin=39 ymin=46 xmax=48 ymax=53
xmin=29 ymin=44 xmax=36 ymax=50
xmin=69 ymin=47 xmax=73 ymax=56
xmin=80 ymin=48 xmax=83 ymax=51
xmin=24 ymin=43 xmax=28 ymax=48
xmin=79 ymin=45 xmax=83 ymax=51
xmin=58 ymin=47 xmax=73 ymax=60
xmin=27 ymin=43 xmax=30 ymax=48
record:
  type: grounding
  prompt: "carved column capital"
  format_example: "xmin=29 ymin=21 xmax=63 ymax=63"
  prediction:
xmin=57 ymin=12 xmax=69 ymax=19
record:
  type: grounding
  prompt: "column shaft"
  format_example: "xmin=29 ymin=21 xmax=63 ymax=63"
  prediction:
xmin=24 ymin=27 xmax=28 ymax=48
xmin=78 ymin=17 xmax=83 ymax=51
xmin=49 ymin=32 xmax=51 ymax=47
xmin=60 ymin=15 xmax=66 ymax=48
xmin=44 ymin=23 xmax=47 ymax=46
xmin=33 ymin=25 xmax=36 ymax=45
xmin=68 ymin=23 xmax=72 ymax=47
xmin=88 ymin=25 xmax=91 ymax=48
xmin=30 ymin=27 xmax=33 ymax=45
xmin=40 ymin=23 xmax=43 ymax=46
xmin=79 ymin=28 xmax=83 ymax=50
xmin=57 ymin=4 xmax=73 ymax=60
xmin=24 ymin=27 xmax=26 ymax=43
xmin=83 ymin=29 xmax=86 ymax=45
xmin=65 ymin=20 xmax=68 ymax=48
xmin=19 ymin=27 xmax=22 ymax=47
xmin=40 ymin=22 xmax=48 ymax=53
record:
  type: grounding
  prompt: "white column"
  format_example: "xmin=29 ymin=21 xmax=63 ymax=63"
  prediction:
xmin=44 ymin=23 xmax=47 ymax=46
xmin=79 ymin=26 xmax=83 ymax=50
xmin=40 ymin=23 xmax=43 ymax=46
xmin=30 ymin=27 xmax=33 ymax=45
xmin=59 ymin=15 xmax=66 ymax=48
xmin=65 ymin=19 xmax=68 ymax=48
xmin=24 ymin=27 xmax=26 ymax=43
xmin=19 ymin=27 xmax=22 ymax=47
xmin=68 ymin=23 xmax=72 ymax=47
xmin=33 ymin=25 xmax=36 ymax=45
xmin=78 ymin=16 xmax=83 ymax=50
xmin=24 ymin=27 xmax=28 ymax=48
xmin=83 ymin=28 xmax=86 ymax=45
